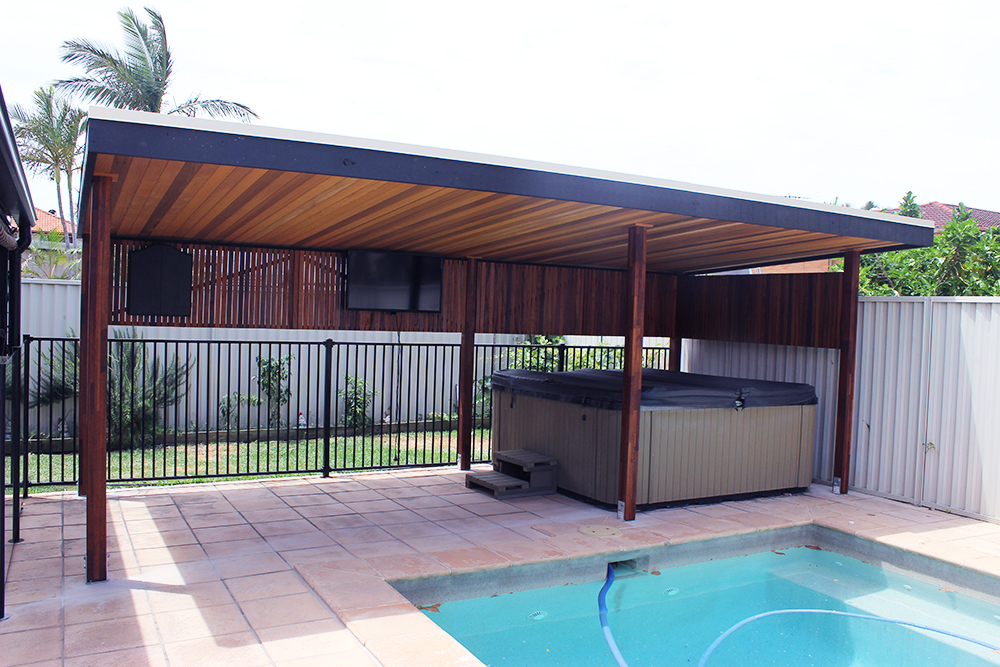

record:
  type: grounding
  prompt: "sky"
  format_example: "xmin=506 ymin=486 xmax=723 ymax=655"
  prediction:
xmin=4 ymin=0 xmax=1000 ymax=220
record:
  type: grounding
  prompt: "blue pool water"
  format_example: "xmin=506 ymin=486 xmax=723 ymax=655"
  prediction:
xmin=423 ymin=547 xmax=1000 ymax=666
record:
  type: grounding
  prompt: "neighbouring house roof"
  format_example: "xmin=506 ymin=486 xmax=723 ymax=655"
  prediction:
xmin=78 ymin=107 xmax=934 ymax=274
xmin=887 ymin=202 xmax=1000 ymax=234
xmin=33 ymin=207 xmax=70 ymax=234
xmin=918 ymin=202 xmax=1000 ymax=233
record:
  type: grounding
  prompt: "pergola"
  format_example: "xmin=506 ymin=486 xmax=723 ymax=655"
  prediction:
xmin=76 ymin=107 xmax=933 ymax=582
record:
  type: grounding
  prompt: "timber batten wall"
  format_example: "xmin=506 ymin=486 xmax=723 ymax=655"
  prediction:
xmin=110 ymin=239 xmax=843 ymax=348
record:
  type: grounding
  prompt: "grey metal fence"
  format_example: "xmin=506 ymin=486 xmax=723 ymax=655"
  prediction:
xmin=4 ymin=337 xmax=668 ymax=491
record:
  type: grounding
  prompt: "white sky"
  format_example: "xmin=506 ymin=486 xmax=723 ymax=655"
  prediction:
xmin=5 ymin=0 xmax=999 ymax=219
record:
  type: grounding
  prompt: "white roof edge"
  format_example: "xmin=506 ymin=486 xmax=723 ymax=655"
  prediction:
xmin=87 ymin=106 xmax=932 ymax=230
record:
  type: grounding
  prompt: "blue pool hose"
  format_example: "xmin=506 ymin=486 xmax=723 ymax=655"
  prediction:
xmin=596 ymin=564 xmax=1000 ymax=667
xmin=697 ymin=608 xmax=1000 ymax=667
xmin=597 ymin=563 xmax=631 ymax=667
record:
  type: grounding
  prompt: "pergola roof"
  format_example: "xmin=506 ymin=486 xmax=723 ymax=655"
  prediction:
xmin=79 ymin=107 xmax=932 ymax=274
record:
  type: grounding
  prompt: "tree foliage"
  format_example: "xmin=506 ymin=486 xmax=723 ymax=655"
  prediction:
xmin=22 ymin=229 xmax=81 ymax=279
xmin=848 ymin=199 xmax=1000 ymax=297
xmin=57 ymin=6 xmax=257 ymax=122
xmin=11 ymin=87 xmax=86 ymax=243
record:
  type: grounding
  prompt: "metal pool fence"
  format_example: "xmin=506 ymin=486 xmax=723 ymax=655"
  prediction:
xmin=3 ymin=336 xmax=668 ymax=493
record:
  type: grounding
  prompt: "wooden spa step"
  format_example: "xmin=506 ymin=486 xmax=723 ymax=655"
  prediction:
xmin=465 ymin=449 xmax=558 ymax=499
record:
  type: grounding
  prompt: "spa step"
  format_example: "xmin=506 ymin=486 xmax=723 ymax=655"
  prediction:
xmin=465 ymin=449 xmax=558 ymax=499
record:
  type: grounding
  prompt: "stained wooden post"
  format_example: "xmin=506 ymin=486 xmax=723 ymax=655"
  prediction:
xmin=668 ymin=280 xmax=682 ymax=371
xmin=83 ymin=176 xmax=112 ymax=582
xmin=618 ymin=224 xmax=650 ymax=521
xmin=833 ymin=250 xmax=860 ymax=495
xmin=78 ymin=197 xmax=92 ymax=499
xmin=457 ymin=257 xmax=478 ymax=470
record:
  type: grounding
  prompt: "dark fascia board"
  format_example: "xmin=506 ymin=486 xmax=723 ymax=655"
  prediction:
xmin=80 ymin=108 xmax=934 ymax=250
xmin=0 ymin=86 xmax=36 ymax=228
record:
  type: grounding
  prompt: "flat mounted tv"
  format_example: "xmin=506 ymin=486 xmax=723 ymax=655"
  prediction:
xmin=346 ymin=250 xmax=443 ymax=312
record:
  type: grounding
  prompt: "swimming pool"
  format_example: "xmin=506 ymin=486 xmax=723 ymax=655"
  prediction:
xmin=421 ymin=546 xmax=1000 ymax=666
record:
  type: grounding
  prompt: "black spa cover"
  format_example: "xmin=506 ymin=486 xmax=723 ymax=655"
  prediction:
xmin=491 ymin=368 xmax=818 ymax=411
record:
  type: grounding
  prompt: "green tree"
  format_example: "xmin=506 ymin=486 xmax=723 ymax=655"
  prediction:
xmin=11 ymin=87 xmax=86 ymax=245
xmin=898 ymin=191 xmax=922 ymax=218
xmin=845 ymin=199 xmax=1000 ymax=297
xmin=22 ymin=229 xmax=82 ymax=279
xmin=57 ymin=6 xmax=257 ymax=121
xmin=254 ymin=355 xmax=294 ymax=427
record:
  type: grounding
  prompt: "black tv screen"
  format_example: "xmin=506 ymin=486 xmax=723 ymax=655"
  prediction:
xmin=346 ymin=250 xmax=443 ymax=312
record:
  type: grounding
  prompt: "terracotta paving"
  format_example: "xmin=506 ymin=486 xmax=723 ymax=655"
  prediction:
xmin=3 ymin=468 xmax=1000 ymax=666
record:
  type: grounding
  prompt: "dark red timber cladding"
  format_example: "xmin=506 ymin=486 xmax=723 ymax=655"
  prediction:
xmin=677 ymin=273 xmax=842 ymax=349
xmin=111 ymin=240 xmax=466 ymax=331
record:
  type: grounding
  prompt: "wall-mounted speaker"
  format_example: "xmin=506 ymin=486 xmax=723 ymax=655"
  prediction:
xmin=127 ymin=244 xmax=193 ymax=317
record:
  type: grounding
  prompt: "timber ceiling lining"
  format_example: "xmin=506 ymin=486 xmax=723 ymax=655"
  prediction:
xmin=84 ymin=112 xmax=932 ymax=274
xmin=92 ymin=155 xmax=905 ymax=273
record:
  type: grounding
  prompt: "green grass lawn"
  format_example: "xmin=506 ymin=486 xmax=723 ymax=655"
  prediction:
xmin=5 ymin=429 xmax=492 ymax=493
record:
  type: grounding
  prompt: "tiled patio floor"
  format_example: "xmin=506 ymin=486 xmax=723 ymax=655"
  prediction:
xmin=3 ymin=467 xmax=1000 ymax=666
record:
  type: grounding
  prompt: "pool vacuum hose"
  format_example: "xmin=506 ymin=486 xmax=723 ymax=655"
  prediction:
xmin=596 ymin=563 xmax=1000 ymax=667
xmin=597 ymin=563 xmax=631 ymax=667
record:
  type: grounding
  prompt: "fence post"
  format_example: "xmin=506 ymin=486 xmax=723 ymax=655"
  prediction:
xmin=4 ymin=354 xmax=21 ymax=544
xmin=557 ymin=343 xmax=566 ymax=373
xmin=322 ymin=339 xmax=333 ymax=477
xmin=15 ymin=342 xmax=26 ymax=499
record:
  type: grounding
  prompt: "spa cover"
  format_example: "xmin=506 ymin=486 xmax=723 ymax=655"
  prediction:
xmin=491 ymin=368 xmax=818 ymax=411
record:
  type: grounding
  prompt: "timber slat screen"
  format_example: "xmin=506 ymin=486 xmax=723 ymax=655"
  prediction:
xmin=5 ymin=339 xmax=668 ymax=491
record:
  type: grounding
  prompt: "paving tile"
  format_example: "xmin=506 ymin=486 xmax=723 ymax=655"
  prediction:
xmin=281 ymin=493 xmax=335 ymax=507
xmin=310 ymin=514 xmax=375 ymax=531
xmin=331 ymin=490 xmax=386 ymax=504
xmin=192 ymin=523 xmax=260 ymax=543
xmin=255 ymin=518 xmax=317 ymax=537
xmin=140 ymin=559 xmax=221 ymax=586
xmin=403 ymin=534 xmax=476 ymax=552
xmin=343 ymin=499 xmax=405 ymax=514
xmin=202 ymin=537 xmax=274 ymax=559
xmin=239 ymin=591 xmax=334 ymax=629
xmin=273 ymin=648 xmax=380 ymax=667
xmin=264 ymin=530 xmax=337 ymax=552
xmin=225 ymin=570 xmax=311 ymax=602
xmin=364 ymin=553 xmax=453 ymax=580
xmin=64 ymin=584 xmax=152 ymax=625
xmin=214 ymin=552 xmax=292 ymax=579
xmin=365 ymin=632 xmax=483 ymax=667
xmin=64 ymin=646 xmax=169 ymax=667
xmin=382 ymin=522 xmax=452 ymax=540
xmin=0 ymin=598 xmax=64 ymax=633
xmin=162 ymin=631 xmax=272 ymax=667
xmin=256 ymin=619 xmax=358 ymax=662
xmin=134 ymin=544 xmax=207 ymax=567
xmin=339 ymin=602 xmax=442 ymax=643
xmin=279 ymin=544 xmax=353 ymax=566
xmin=345 ymin=539 xmax=418 ymax=559
xmin=413 ymin=506 xmax=478 ymax=521
xmin=3 ymin=575 xmax=65 ymax=605
xmin=485 ymin=539 xmax=569 ymax=566
xmin=394 ymin=495 xmax=453 ymax=510
xmin=5 ymin=556 xmax=64 ymax=581
xmin=239 ymin=507 xmax=302 ymax=523
xmin=128 ymin=529 xmax=198 ymax=550
xmin=330 ymin=526 xmax=395 ymax=545
xmin=295 ymin=503 xmax=356 ymax=518
xmin=0 ymin=626 xmax=64 ymax=665
xmin=364 ymin=509 xmax=426 ymax=526
xmin=427 ymin=546 xmax=510 ymax=574
xmin=145 ymin=580 xmax=237 ymax=613
xmin=64 ymin=614 xmax=160 ymax=657
xmin=185 ymin=513 xmax=247 ymax=529
xmin=155 ymin=602 xmax=252 ymax=642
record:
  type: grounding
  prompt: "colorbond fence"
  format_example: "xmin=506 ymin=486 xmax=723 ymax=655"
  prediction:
xmin=4 ymin=339 xmax=668 ymax=491
xmin=686 ymin=297 xmax=1000 ymax=522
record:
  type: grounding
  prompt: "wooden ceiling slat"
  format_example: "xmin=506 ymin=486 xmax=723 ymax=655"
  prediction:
xmin=101 ymin=154 xmax=917 ymax=273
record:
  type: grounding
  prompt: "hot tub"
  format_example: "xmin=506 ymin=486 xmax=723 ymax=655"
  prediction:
xmin=490 ymin=368 xmax=817 ymax=507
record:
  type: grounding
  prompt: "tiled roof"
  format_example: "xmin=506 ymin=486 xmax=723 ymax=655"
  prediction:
xmin=888 ymin=202 xmax=1000 ymax=233
xmin=33 ymin=207 xmax=70 ymax=234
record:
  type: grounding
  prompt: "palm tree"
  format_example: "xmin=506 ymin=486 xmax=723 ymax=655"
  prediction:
xmin=56 ymin=6 xmax=257 ymax=122
xmin=11 ymin=87 xmax=87 ymax=247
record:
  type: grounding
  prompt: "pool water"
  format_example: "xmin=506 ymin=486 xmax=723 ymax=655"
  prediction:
xmin=422 ymin=547 xmax=1000 ymax=666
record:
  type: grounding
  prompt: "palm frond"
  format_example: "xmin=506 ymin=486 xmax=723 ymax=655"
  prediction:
xmin=169 ymin=96 xmax=258 ymax=122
